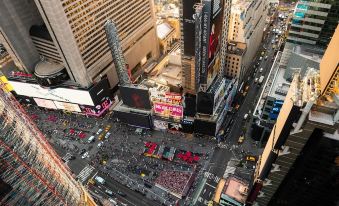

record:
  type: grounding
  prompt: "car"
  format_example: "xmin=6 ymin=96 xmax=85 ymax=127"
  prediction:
xmin=105 ymin=132 xmax=111 ymax=139
xmin=105 ymin=189 xmax=113 ymax=196
xmin=97 ymin=141 xmax=104 ymax=148
xmin=235 ymin=104 xmax=240 ymax=110
xmin=96 ymin=128 xmax=103 ymax=135
xmin=117 ymin=191 xmax=126 ymax=197
xmin=98 ymin=133 xmax=105 ymax=141
xmin=259 ymin=56 xmax=263 ymax=61
xmin=81 ymin=152 xmax=89 ymax=159
xmin=94 ymin=176 xmax=105 ymax=184
xmin=244 ymin=113 xmax=249 ymax=120
xmin=259 ymin=68 xmax=264 ymax=73
xmin=271 ymin=39 xmax=275 ymax=44
xmin=246 ymin=155 xmax=257 ymax=162
xmin=255 ymin=78 xmax=258 ymax=83
xmin=109 ymin=198 xmax=117 ymax=204
xmin=79 ymin=149 xmax=86 ymax=155
xmin=87 ymin=135 xmax=95 ymax=143
xmin=264 ymin=56 xmax=268 ymax=60
xmin=105 ymin=125 xmax=111 ymax=132
xmin=238 ymin=135 xmax=245 ymax=144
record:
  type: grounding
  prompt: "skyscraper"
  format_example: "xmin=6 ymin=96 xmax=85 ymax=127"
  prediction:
xmin=287 ymin=0 xmax=338 ymax=47
xmin=247 ymin=25 xmax=339 ymax=206
xmin=280 ymin=0 xmax=339 ymax=68
xmin=0 ymin=0 xmax=159 ymax=88
xmin=0 ymin=75 xmax=95 ymax=205
xmin=225 ymin=0 xmax=268 ymax=82
xmin=180 ymin=0 xmax=231 ymax=93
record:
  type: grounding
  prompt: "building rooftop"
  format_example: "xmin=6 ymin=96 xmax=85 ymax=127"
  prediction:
xmin=227 ymin=42 xmax=247 ymax=56
xmin=147 ymin=50 xmax=182 ymax=88
xmin=34 ymin=60 xmax=65 ymax=77
xmin=268 ymin=67 xmax=291 ymax=100
xmin=284 ymin=44 xmax=322 ymax=81
xmin=232 ymin=0 xmax=253 ymax=12
xmin=156 ymin=22 xmax=174 ymax=40
xmin=254 ymin=51 xmax=283 ymax=118
xmin=214 ymin=176 xmax=249 ymax=205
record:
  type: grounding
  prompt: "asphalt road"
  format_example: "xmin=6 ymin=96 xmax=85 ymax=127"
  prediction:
xmin=195 ymin=29 xmax=279 ymax=205
xmin=89 ymin=171 xmax=159 ymax=206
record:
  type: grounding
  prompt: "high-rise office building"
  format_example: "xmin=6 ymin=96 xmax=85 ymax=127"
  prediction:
xmin=225 ymin=0 xmax=268 ymax=82
xmin=247 ymin=25 xmax=339 ymax=206
xmin=287 ymin=0 xmax=338 ymax=47
xmin=180 ymin=0 xmax=231 ymax=94
xmin=280 ymin=0 xmax=339 ymax=68
xmin=0 ymin=76 xmax=95 ymax=205
xmin=0 ymin=0 xmax=159 ymax=88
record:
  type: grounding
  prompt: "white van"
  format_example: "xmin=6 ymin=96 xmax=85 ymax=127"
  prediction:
xmin=87 ymin=136 xmax=95 ymax=143
xmin=244 ymin=113 xmax=249 ymax=120
xmin=259 ymin=68 xmax=263 ymax=73
xmin=94 ymin=176 xmax=105 ymax=184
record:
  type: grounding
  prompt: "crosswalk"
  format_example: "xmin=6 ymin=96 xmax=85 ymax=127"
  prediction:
xmin=223 ymin=159 xmax=238 ymax=179
xmin=204 ymin=172 xmax=221 ymax=184
xmin=77 ymin=165 xmax=95 ymax=183
xmin=62 ymin=153 xmax=72 ymax=163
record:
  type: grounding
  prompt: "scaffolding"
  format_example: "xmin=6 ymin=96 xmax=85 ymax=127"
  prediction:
xmin=0 ymin=79 xmax=96 ymax=205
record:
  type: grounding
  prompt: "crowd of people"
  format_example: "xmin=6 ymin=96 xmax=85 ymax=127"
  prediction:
xmin=155 ymin=170 xmax=193 ymax=197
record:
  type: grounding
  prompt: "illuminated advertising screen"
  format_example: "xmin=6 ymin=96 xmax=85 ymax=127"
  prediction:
xmin=154 ymin=102 xmax=183 ymax=118
xmin=182 ymin=0 xmax=201 ymax=56
xmin=198 ymin=0 xmax=224 ymax=88
xmin=116 ymin=111 xmax=152 ymax=129
xmin=89 ymin=78 xmax=112 ymax=106
xmin=33 ymin=98 xmax=57 ymax=109
xmin=80 ymin=97 xmax=112 ymax=117
xmin=9 ymin=80 xmax=94 ymax=106
xmin=120 ymin=85 xmax=152 ymax=110
xmin=54 ymin=101 xmax=81 ymax=112
xmin=194 ymin=119 xmax=216 ymax=136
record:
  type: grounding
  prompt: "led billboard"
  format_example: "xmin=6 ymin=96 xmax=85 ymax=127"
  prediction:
xmin=33 ymin=98 xmax=57 ymax=109
xmin=54 ymin=101 xmax=81 ymax=112
xmin=120 ymin=85 xmax=152 ymax=110
xmin=197 ymin=0 xmax=224 ymax=88
xmin=116 ymin=111 xmax=153 ymax=129
xmin=182 ymin=0 xmax=201 ymax=56
xmin=154 ymin=102 xmax=183 ymax=118
xmin=9 ymin=80 xmax=94 ymax=106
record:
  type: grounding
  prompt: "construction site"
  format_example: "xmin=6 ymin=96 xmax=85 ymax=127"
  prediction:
xmin=0 ymin=76 xmax=96 ymax=205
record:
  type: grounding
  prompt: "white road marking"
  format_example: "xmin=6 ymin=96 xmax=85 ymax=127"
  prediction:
xmin=77 ymin=165 xmax=95 ymax=183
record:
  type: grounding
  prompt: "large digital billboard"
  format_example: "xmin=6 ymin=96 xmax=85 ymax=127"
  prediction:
xmin=197 ymin=0 xmax=224 ymax=88
xmin=54 ymin=101 xmax=81 ymax=112
xmin=9 ymin=80 xmax=94 ymax=106
xmin=182 ymin=0 xmax=201 ymax=56
xmin=154 ymin=102 xmax=183 ymax=118
xmin=80 ymin=97 xmax=112 ymax=117
xmin=33 ymin=98 xmax=57 ymax=109
xmin=116 ymin=111 xmax=153 ymax=129
xmin=120 ymin=85 xmax=152 ymax=110
xmin=89 ymin=78 xmax=112 ymax=106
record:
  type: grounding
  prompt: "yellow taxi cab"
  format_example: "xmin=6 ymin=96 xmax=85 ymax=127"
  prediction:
xmin=246 ymin=155 xmax=256 ymax=162
xmin=105 ymin=125 xmax=112 ymax=132
xmin=98 ymin=133 xmax=105 ymax=141
xmin=238 ymin=135 xmax=245 ymax=144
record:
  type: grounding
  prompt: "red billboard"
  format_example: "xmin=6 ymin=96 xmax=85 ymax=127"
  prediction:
xmin=154 ymin=102 xmax=183 ymax=118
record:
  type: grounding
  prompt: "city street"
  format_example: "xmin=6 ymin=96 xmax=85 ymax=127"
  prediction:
xmin=193 ymin=24 xmax=281 ymax=205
